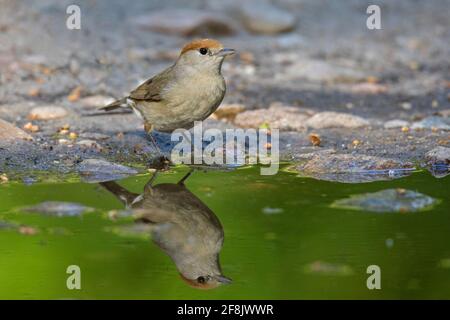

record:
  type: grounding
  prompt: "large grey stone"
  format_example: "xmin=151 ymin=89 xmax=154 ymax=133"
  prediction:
xmin=237 ymin=1 xmax=296 ymax=34
xmin=425 ymin=146 xmax=450 ymax=178
xmin=77 ymin=158 xmax=138 ymax=183
xmin=0 ymin=118 xmax=32 ymax=147
xmin=134 ymin=9 xmax=234 ymax=36
xmin=305 ymin=112 xmax=370 ymax=129
xmin=426 ymin=146 xmax=450 ymax=165
xmin=331 ymin=189 xmax=438 ymax=213
xmin=411 ymin=116 xmax=450 ymax=130
xmin=384 ymin=119 xmax=409 ymax=129
xmin=234 ymin=105 xmax=311 ymax=131
xmin=292 ymin=153 xmax=415 ymax=183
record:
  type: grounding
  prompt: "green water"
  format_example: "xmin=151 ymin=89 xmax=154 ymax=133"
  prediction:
xmin=0 ymin=166 xmax=449 ymax=299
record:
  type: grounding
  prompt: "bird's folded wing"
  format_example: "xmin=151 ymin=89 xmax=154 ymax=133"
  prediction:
xmin=133 ymin=208 xmax=174 ymax=224
xmin=129 ymin=66 xmax=174 ymax=102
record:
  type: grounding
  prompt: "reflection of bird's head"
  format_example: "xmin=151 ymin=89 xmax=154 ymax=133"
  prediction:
xmin=175 ymin=252 xmax=232 ymax=290
xmin=180 ymin=273 xmax=232 ymax=290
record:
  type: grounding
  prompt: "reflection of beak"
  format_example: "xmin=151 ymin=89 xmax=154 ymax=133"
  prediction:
xmin=216 ymin=48 xmax=235 ymax=57
xmin=215 ymin=275 xmax=232 ymax=284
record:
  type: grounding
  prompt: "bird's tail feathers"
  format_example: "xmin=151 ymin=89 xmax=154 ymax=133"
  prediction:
xmin=99 ymin=181 xmax=140 ymax=206
xmin=99 ymin=97 xmax=129 ymax=112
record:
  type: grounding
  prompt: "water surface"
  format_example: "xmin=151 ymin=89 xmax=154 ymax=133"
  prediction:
xmin=0 ymin=166 xmax=449 ymax=299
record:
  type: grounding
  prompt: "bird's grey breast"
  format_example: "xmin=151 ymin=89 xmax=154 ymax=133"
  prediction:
xmin=157 ymin=71 xmax=225 ymax=128
xmin=139 ymin=185 xmax=224 ymax=251
xmin=169 ymin=70 xmax=224 ymax=107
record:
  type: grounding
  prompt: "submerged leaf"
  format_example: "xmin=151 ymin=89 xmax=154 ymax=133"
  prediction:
xmin=262 ymin=207 xmax=283 ymax=215
xmin=0 ymin=220 xmax=18 ymax=230
xmin=304 ymin=261 xmax=354 ymax=276
xmin=331 ymin=189 xmax=438 ymax=213
xmin=18 ymin=226 xmax=39 ymax=235
xmin=438 ymin=259 xmax=450 ymax=269
xmin=20 ymin=201 xmax=94 ymax=217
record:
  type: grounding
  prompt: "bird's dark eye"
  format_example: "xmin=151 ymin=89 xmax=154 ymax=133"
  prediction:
xmin=199 ymin=48 xmax=208 ymax=55
xmin=197 ymin=276 xmax=206 ymax=284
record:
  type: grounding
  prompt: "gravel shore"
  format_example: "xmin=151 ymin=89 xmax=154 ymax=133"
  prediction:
xmin=0 ymin=0 xmax=448 ymax=182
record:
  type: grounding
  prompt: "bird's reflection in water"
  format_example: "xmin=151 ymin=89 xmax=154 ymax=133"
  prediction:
xmin=100 ymin=169 xmax=231 ymax=289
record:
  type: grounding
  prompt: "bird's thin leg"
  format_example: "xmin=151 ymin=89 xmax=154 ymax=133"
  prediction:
xmin=99 ymin=181 xmax=139 ymax=207
xmin=144 ymin=170 xmax=159 ymax=192
xmin=145 ymin=124 xmax=171 ymax=170
xmin=177 ymin=168 xmax=194 ymax=185
xmin=145 ymin=123 xmax=162 ymax=156
xmin=148 ymin=133 xmax=162 ymax=155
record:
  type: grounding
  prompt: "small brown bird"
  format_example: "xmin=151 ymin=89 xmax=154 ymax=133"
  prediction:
xmin=101 ymin=169 xmax=231 ymax=289
xmin=101 ymin=39 xmax=235 ymax=151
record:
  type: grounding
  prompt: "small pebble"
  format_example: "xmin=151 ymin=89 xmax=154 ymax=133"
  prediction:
xmin=0 ymin=174 xmax=8 ymax=183
xmin=385 ymin=238 xmax=394 ymax=249
xmin=400 ymin=102 xmax=412 ymax=110
xmin=77 ymin=140 xmax=102 ymax=151
xmin=29 ymin=106 xmax=68 ymax=120
xmin=18 ymin=226 xmax=39 ymax=235
xmin=28 ymin=88 xmax=40 ymax=97
xmin=262 ymin=207 xmax=283 ymax=215
xmin=23 ymin=122 xmax=39 ymax=132
xmin=79 ymin=95 xmax=115 ymax=109
xmin=213 ymin=103 xmax=245 ymax=121
xmin=309 ymin=133 xmax=321 ymax=146
xmin=67 ymin=86 xmax=82 ymax=102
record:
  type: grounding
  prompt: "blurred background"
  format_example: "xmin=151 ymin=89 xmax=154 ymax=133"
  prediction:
xmin=0 ymin=0 xmax=448 ymax=117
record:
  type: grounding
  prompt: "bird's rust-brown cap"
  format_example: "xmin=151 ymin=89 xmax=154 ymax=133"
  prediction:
xmin=179 ymin=273 xmax=220 ymax=290
xmin=180 ymin=39 xmax=223 ymax=55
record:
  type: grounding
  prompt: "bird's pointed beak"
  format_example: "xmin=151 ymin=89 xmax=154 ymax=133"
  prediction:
xmin=215 ymin=275 xmax=232 ymax=284
xmin=216 ymin=48 xmax=235 ymax=57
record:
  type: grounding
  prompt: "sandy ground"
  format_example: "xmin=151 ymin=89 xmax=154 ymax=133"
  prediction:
xmin=0 ymin=0 xmax=448 ymax=182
